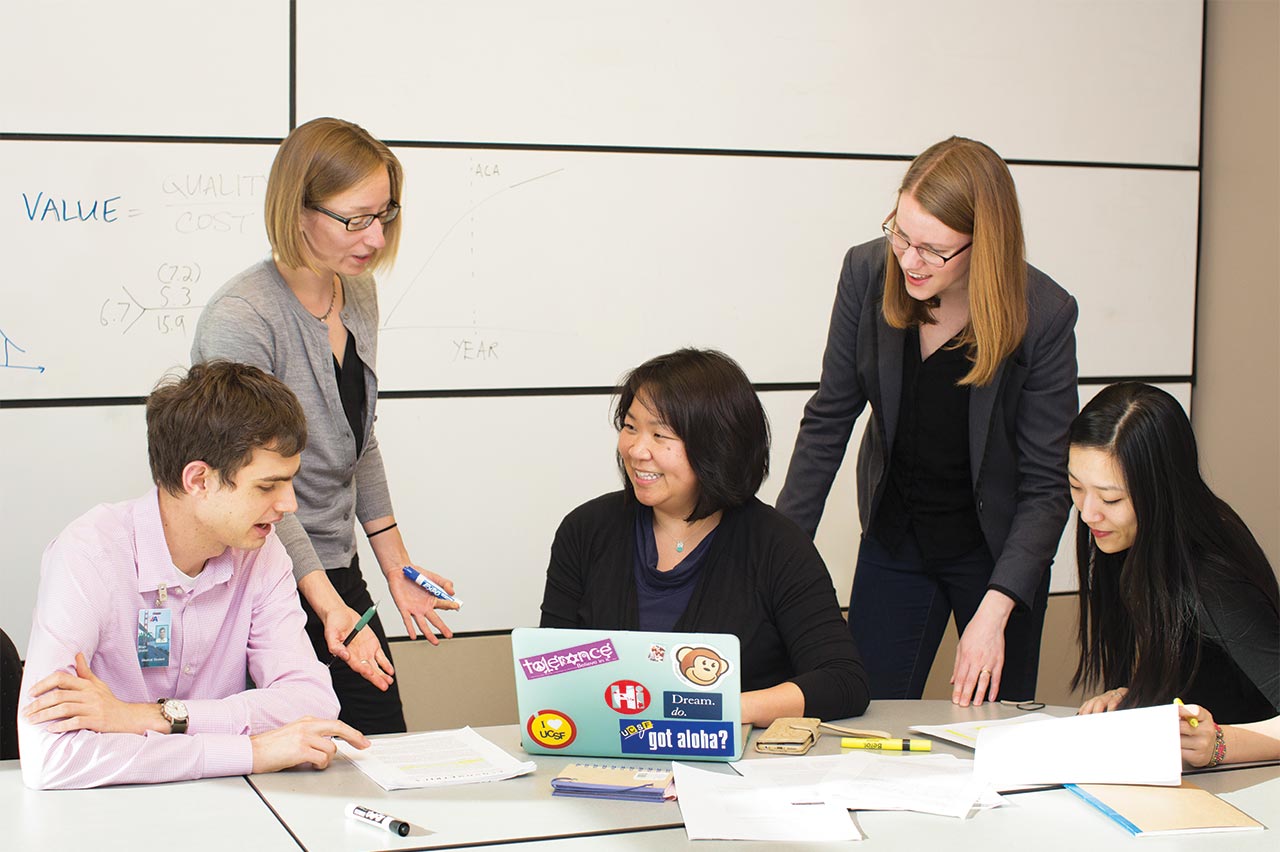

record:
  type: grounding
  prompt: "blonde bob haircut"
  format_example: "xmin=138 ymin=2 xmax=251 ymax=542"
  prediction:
xmin=265 ymin=117 xmax=404 ymax=275
xmin=882 ymin=136 xmax=1027 ymax=387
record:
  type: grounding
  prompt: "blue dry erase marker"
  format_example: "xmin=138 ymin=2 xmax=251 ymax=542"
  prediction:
xmin=403 ymin=566 xmax=463 ymax=608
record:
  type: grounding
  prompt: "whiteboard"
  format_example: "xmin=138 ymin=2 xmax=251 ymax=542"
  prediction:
xmin=2 ymin=146 xmax=1198 ymax=399
xmin=299 ymin=0 xmax=1202 ymax=166
xmin=0 ymin=1 xmax=289 ymax=138
xmin=1 ymin=141 xmax=276 ymax=398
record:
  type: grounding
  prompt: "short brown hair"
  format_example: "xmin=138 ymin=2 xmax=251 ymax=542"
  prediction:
xmin=265 ymin=117 xmax=404 ymax=275
xmin=147 ymin=361 xmax=308 ymax=495
xmin=882 ymin=136 xmax=1028 ymax=386
xmin=614 ymin=349 xmax=770 ymax=521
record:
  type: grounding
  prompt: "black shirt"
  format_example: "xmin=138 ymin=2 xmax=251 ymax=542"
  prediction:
xmin=872 ymin=326 xmax=984 ymax=563
xmin=333 ymin=331 xmax=367 ymax=455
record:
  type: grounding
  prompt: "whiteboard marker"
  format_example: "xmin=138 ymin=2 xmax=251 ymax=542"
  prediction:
xmin=403 ymin=566 xmax=463 ymax=607
xmin=345 ymin=802 xmax=410 ymax=836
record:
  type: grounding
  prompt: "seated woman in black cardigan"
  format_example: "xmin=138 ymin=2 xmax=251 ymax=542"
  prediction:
xmin=540 ymin=348 xmax=870 ymax=726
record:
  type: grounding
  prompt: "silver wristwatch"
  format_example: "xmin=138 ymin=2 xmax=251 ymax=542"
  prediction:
xmin=158 ymin=698 xmax=189 ymax=734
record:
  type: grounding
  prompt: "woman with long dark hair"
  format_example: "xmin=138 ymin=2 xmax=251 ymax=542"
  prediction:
xmin=1070 ymin=383 xmax=1279 ymax=724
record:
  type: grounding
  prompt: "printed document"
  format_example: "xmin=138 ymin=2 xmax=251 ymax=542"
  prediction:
xmin=337 ymin=727 xmax=537 ymax=790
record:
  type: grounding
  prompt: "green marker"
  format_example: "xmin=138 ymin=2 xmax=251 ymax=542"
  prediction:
xmin=329 ymin=601 xmax=379 ymax=667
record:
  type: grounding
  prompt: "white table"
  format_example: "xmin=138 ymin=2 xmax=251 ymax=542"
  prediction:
xmin=10 ymin=700 xmax=1276 ymax=851
xmin=255 ymin=699 xmax=1280 ymax=851
xmin=1 ymin=760 xmax=298 ymax=851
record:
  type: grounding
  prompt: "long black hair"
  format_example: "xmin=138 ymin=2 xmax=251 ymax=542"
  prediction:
xmin=1070 ymin=383 xmax=1278 ymax=708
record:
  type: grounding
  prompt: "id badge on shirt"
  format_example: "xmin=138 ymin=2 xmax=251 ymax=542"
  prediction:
xmin=137 ymin=608 xmax=172 ymax=668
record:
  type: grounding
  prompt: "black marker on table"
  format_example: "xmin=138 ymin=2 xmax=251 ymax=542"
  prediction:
xmin=345 ymin=802 xmax=410 ymax=836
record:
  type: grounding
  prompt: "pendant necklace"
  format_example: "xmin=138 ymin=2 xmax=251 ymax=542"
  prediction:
xmin=312 ymin=276 xmax=338 ymax=322
xmin=656 ymin=515 xmax=707 ymax=554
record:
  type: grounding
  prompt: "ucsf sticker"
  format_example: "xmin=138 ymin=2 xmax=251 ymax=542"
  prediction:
xmin=526 ymin=709 xmax=577 ymax=749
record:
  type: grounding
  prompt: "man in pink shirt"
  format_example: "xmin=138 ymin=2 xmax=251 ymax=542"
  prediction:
xmin=19 ymin=361 xmax=369 ymax=789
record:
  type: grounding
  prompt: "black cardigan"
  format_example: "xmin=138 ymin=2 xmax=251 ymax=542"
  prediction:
xmin=540 ymin=492 xmax=870 ymax=721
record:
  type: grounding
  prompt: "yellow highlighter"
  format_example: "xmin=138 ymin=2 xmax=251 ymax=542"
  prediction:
xmin=840 ymin=737 xmax=932 ymax=752
xmin=1174 ymin=697 xmax=1199 ymax=727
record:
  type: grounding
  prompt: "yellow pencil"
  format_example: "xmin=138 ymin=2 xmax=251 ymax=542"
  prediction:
xmin=1174 ymin=697 xmax=1199 ymax=727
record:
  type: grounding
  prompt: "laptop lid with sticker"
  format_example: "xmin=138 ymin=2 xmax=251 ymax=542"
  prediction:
xmin=511 ymin=627 xmax=743 ymax=762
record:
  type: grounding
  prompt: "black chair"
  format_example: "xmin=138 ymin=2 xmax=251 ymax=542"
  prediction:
xmin=1 ymin=629 xmax=21 ymax=760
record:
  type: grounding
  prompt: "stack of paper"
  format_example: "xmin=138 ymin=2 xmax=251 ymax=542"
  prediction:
xmin=673 ymin=762 xmax=863 ymax=842
xmin=337 ymin=726 xmax=537 ymax=790
xmin=734 ymin=751 xmax=1000 ymax=819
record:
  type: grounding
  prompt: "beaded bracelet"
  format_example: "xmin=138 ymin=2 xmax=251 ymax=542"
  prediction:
xmin=366 ymin=521 xmax=398 ymax=539
xmin=1207 ymin=723 xmax=1227 ymax=767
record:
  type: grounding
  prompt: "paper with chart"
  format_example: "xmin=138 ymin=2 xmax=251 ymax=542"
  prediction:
xmin=336 ymin=727 xmax=536 ymax=790
xmin=909 ymin=712 xmax=1056 ymax=749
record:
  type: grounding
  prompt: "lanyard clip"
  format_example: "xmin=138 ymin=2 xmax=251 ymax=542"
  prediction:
xmin=155 ymin=583 xmax=167 ymax=607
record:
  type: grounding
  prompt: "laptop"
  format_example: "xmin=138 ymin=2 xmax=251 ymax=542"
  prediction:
xmin=511 ymin=626 xmax=743 ymax=762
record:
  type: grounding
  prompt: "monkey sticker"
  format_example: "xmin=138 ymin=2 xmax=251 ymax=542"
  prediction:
xmin=673 ymin=644 xmax=731 ymax=689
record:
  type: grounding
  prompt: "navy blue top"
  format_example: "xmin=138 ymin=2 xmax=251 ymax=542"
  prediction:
xmin=632 ymin=506 xmax=718 ymax=631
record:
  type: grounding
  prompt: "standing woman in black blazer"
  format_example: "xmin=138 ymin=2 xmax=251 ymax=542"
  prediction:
xmin=777 ymin=136 xmax=1078 ymax=706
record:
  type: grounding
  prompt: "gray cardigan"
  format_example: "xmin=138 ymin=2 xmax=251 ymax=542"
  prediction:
xmin=776 ymin=238 xmax=1079 ymax=608
xmin=191 ymin=259 xmax=394 ymax=582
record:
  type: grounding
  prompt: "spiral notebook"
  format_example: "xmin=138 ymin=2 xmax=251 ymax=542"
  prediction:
xmin=512 ymin=627 xmax=744 ymax=762
xmin=550 ymin=762 xmax=677 ymax=802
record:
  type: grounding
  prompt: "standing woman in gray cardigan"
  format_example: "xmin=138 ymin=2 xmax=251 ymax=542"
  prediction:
xmin=192 ymin=118 xmax=457 ymax=733
xmin=776 ymin=137 xmax=1078 ymax=706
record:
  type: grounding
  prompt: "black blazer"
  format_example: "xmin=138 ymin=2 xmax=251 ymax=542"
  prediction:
xmin=776 ymin=238 xmax=1079 ymax=608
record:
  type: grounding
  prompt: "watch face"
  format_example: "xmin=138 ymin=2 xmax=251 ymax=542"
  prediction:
xmin=164 ymin=699 xmax=189 ymax=721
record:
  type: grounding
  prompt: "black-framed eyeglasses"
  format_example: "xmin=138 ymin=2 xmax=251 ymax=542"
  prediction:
xmin=309 ymin=199 xmax=401 ymax=231
xmin=882 ymin=219 xmax=971 ymax=268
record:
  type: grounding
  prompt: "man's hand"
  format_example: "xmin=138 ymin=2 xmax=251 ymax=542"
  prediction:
xmin=250 ymin=717 xmax=370 ymax=773
xmin=24 ymin=653 xmax=167 ymax=735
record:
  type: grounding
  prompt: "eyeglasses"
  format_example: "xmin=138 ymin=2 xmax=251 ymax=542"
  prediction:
xmin=309 ymin=199 xmax=401 ymax=232
xmin=882 ymin=220 xmax=971 ymax=268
